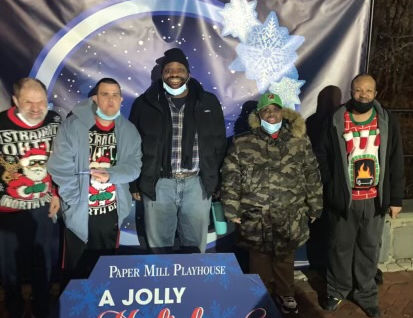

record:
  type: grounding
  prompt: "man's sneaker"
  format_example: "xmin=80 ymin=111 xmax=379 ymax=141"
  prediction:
xmin=275 ymin=295 xmax=298 ymax=314
xmin=322 ymin=295 xmax=342 ymax=311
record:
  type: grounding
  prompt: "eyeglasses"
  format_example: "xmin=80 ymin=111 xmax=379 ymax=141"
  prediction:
xmin=27 ymin=159 xmax=46 ymax=166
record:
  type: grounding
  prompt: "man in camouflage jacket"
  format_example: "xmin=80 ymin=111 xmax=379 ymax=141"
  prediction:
xmin=221 ymin=93 xmax=323 ymax=314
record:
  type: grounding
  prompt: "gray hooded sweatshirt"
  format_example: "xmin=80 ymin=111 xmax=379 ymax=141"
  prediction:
xmin=47 ymin=98 xmax=142 ymax=242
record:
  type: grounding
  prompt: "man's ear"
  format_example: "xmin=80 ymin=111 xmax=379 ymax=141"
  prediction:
xmin=92 ymin=95 xmax=97 ymax=104
xmin=375 ymin=91 xmax=378 ymax=98
xmin=12 ymin=95 xmax=19 ymax=107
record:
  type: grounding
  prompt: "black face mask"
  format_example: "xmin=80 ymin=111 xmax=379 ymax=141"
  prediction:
xmin=351 ymin=98 xmax=374 ymax=114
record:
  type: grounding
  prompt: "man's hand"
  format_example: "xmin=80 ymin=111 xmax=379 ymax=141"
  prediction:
xmin=132 ymin=192 xmax=141 ymax=201
xmin=212 ymin=191 xmax=221 ymax=200
xmin=389 ymin=206 xmax=402 ymax=219
xmin=230 ymin=217 xmax=241 ymax=224
xmin=48 ymin=195 xmax=60 ymax=218
xmin=91 ymin=168 xmax=110 ymax=183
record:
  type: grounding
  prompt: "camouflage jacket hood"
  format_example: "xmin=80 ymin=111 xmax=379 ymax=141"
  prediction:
xmin=221 ymin=108 xmax=323 ymax=256
xmin=248 ymin=107 xmax=307 ymax=138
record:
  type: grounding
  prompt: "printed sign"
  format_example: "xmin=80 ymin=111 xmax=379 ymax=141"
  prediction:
xmin=55 ymin=253 xmax=280 ymax=318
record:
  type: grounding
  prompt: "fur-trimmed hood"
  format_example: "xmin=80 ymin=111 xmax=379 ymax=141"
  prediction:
xmin=248 ymin=107 xmax=306 ymax=138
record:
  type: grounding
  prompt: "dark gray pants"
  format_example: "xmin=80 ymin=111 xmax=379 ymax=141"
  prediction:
xmin=0 ymin=206 xmax=54 ymax=318
xmin=326 ymin=198 xmax=384 ymax=308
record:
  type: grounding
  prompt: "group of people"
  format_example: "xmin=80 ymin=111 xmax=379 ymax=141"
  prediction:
xmin=0 ymin=46 xmax=404 ymax=318
xmin=221 ymin=73 xmax=404 ymax=317
xmin=0 ymin=48 xmax=226 ymax=318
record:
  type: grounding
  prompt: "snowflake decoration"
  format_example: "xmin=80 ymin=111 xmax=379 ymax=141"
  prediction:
xmin=218 ymin=0 xmax=260 ymax=43
xmin=250 ymin=284 xmax=267 ymax=297
xmin=201 ymin=254 xmax=241 ymax=289
xmin=269 ymin=77 xmax=305 ymax=109
xmin=63 ymin=280 xmax=110 ymax=317
xmin=0 ymin=184 xmax=3 ymax=192
xmin=229 ymin=11 xmax=304 ymax=93
xmin=210 ymin=300 xmax=237 ymax=318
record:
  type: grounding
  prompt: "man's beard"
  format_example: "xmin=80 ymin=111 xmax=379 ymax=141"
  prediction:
xmin=91 ymin=180 xmax=111 ymax=191
xmin=24 ymin=167 xmax=47 ymax=181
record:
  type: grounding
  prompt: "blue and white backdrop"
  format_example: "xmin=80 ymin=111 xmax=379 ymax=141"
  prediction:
xmin=0 ymin=0 xmax=373 ymax=253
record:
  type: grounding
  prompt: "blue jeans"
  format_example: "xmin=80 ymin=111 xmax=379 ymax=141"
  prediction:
xmin=142 ymin=175 xmax=211 ymax=253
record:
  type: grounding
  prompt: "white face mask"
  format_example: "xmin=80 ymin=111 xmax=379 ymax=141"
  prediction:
xmin=96 ymin=107 xmax=121 ymax=120
xmin=163 ymin=78 xmax=189 ymax=96
xmin=261 ymin=119 xmax=282 ymax=134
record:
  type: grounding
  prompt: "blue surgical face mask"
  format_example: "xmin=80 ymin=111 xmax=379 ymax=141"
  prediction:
xmin=96 ymin=107 xmax=121 ymax=120
xmin=261 ymin=119 xmax=282 ymax=134
xmin=163 ymin=80 xmax=188 ymax=96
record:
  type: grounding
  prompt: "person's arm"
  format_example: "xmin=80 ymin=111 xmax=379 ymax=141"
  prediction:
xmin=46 ymin=119 xmax=80 ymax=206
xmin=313 ymin=120 xmax=333 ymax=187
xmin=388 ymin=112 xmax=405 ymax=218
xmin=48 ymin=195 xmax=60 ymax=219
xmin=220 ymin=140 xmax=242 ymax=223
xmin=106 ymin=122 xmax=142 ymax=184
xmin=211 ymin=95 xmax=228 ymax=168
xmin=302 ymin=136 xmax=324 ymax=219
xmin=128 ymin=98 xmax=141 ymax=196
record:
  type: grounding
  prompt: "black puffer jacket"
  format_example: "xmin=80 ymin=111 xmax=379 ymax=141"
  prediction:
xmin=129 ymin=78 xmax=227 ymax=200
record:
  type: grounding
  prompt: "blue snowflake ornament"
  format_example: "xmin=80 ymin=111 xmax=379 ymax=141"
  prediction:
xmin=201 ymin=253 xmax=241 ymax=289
xmin=218 ymin=0 xmax=260 ymax=43
xmin=269 ymin=77 xmax=305 ymax=110
xmin=229 ymin=11 xmax=304 ymax=93
xmin=210 ymin=300 xmax=237 ymax=318
xmin=64 ymin=280 xmax=110 ymax=317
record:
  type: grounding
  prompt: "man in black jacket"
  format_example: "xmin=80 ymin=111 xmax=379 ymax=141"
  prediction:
xmin=317 ymin=74 xmax=404 ymax=317
xmin=129 ymin=48 xmax=227 ymax=253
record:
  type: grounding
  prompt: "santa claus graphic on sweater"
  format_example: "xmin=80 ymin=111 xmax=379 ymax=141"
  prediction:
xmin=88 ymin=154 xmax=116 ymax=207
xmin=7 ymin=145 xmax=51 ymax=199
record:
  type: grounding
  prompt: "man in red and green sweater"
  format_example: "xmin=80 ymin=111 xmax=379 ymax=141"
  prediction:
xmin=0 ymin=78 xmax=61 ymax=318
xmin=317 ymin=74 xmax=404 ymax=317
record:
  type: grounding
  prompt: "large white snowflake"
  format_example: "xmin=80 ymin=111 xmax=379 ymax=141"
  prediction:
xmin=269 ymin=77 xmax=305 ymax=109
xmin=218 ymin=0 xmax=260 ymax=43
xmin=229 ymin=11 xmax=304 ymax=93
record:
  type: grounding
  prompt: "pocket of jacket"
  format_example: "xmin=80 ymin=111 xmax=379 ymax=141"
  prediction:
xmin=239 ymin=209 xmax=263 ymax=243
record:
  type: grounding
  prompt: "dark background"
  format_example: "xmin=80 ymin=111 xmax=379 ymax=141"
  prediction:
xmin=369 ymin=0 xmax=413 ymax=198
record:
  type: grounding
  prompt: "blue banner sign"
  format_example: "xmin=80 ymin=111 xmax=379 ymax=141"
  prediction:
xmin=56 ymin=253 xmax=280 ymax=317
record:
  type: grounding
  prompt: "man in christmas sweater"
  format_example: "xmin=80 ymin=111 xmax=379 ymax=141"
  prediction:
xmin=0 ymin=78 xmax=61 ymax=318
xmin=317 ymin=74 xmax=405 ymax=317
xmin=47 ymin=77 xmax=142 ymax=288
